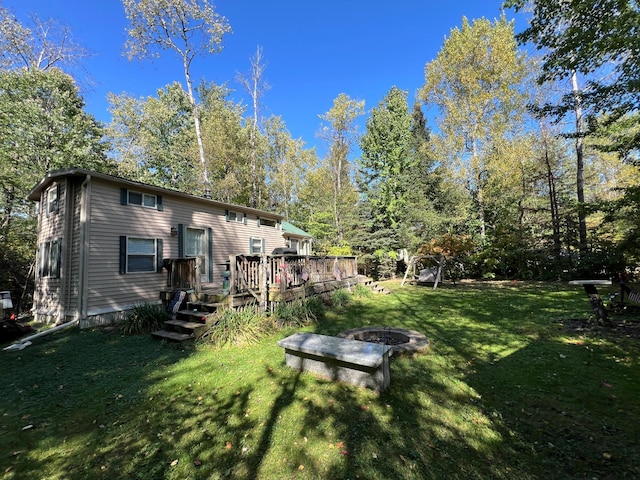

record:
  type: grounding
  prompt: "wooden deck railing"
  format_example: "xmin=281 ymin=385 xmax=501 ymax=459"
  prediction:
xmin=230 ymin=254 xmax=358 ymax=295
xmin=164 ymin=255 xmax=359 ymax=311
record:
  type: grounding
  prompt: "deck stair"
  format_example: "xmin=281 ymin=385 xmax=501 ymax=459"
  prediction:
xmin=151 ymin=291 xmax=225 ymax=342
xmin=358 ymin=275 xmax=392 ymax=295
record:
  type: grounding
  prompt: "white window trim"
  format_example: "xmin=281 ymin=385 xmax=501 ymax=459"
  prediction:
xmin=128 ymin=191 xmax=157 ymax=209
xmin=46 ymin=186 xmax=59 ymax=216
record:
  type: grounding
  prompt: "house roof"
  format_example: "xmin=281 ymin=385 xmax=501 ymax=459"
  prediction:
xmin=282 ymin=221 xmax=312 ymax=239
xmin=27 ymin=168 xmax=283 ymax=220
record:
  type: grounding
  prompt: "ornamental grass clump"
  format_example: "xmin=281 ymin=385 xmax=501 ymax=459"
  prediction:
xmin=121 ymin=303 xmax=168 ymax=335
xmin=353 ymin=283 xmax=373 ymax=298
xmin=330 ymin=288 xmax=352 ymax=307
xmin=273 ymin=296 xmax=324 ymax=327
xmin=198 ymin=306 xmax=272 ymax=348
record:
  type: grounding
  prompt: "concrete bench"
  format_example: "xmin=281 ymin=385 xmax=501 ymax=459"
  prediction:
xmin=277 ymin=332 xmax=392 ymax=391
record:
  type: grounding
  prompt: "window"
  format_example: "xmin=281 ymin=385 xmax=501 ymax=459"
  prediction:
xmin=250 ymin=237 xmax=265 ymax=254
xmin=289 ymin=238 xmax=299 ymax=252
xmin=120 ymin=237 xmax=163 ymax=274
xmin=258 ymin=217 xmax=277 ymax=228
xmin=46 ymin=185 xmax=59 ymax=216
xmin=120 ymin=188 xmax=163 ymax=211
xmin=39 ymin=239 xmax=61 ymax=278
xmin=128 ymin=191 xmax=157 ymax=208
xmin=225 ymin=210 xmax=246 ymax=223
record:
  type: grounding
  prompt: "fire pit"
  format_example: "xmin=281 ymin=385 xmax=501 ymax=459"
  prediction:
xmin=337 ymin=327 xmax=429 ymax=355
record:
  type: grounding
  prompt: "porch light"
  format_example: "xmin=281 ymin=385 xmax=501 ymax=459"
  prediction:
xmin=171 ymin=226 xmax=178 ymax=236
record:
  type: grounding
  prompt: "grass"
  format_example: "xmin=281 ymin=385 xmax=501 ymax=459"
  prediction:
xmin=1 ymin=280 xmax=639 ymax=479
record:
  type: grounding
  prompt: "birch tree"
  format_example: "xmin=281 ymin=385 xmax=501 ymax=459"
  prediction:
xmin=236 ymin=45 xmax=270 ymax=208
xmin=122 ymin=0 xmax=231 ymax=193
xmin=317 ymin=93 xmax=364 ymax=242
xmin=420 ymin=16 xmax=530 ymax=239
xmin=0 ymin=6 xmax=88 ymax=72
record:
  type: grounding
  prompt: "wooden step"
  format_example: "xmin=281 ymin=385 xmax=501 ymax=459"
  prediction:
xmin=164 ymin=319 xmax=209 ymax=332
xmin=175 ymin=310 xmax=216 ymax=323
xmin=186 ymin=301 xmax=222 ymax=312
xmin=151 ymin=330 xmax=193 ymax=342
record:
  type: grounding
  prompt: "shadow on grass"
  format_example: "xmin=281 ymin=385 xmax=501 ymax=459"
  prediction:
xmin=2 ymin=282 xmax=639 ymax=479
xmin=466 ymin=336 xmax=640 ymax=479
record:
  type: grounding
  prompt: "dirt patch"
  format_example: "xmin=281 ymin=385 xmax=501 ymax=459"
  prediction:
xmin=556 ymin=310 xmax=640 ymax=340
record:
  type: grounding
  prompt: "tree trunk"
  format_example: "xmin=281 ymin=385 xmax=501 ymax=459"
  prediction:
xmin=540 ymin=123 xmax=562 ymax=256
xmin=183 ymin=58 xmax=209 ymax=192
xmin=572 ymin=71 xmax=588 ymax=253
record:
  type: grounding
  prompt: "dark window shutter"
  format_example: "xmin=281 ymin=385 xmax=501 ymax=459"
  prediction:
xmin=54 ymin=184 xmax=61 ymax=213
xmin=207 ymin=228 xmax=213 ymax=283
xmin=54 ymin=239 xmax=61 ymax=278
xmin=243 ymin=213 xmax=247 ymax=225
xmin=156 ymin=195 xmax=163 ymax=211
xmin=257 ymin=217 xmax=261 ymax=227
xmin=38 ymin=243 xmax=45 ymax=277
xmin=156 ymin=238 xmax=163 ymax=272
xmin=225 ymin=209 xmax=229 ymax=222
xmin=177 ymin=224 xmax=184 ymax=257
xmin=120 ymin=188 xmax=128 ymax=205
xmin=119 ymin=236 xmax=126 ymax=274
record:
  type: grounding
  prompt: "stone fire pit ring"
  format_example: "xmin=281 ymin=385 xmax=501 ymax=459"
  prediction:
xmin=337 ymin=326 xmax=429 ymax=356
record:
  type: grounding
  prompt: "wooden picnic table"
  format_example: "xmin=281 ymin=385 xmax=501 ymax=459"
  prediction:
xmin=569 ymin=279 xmax=612 ymax=324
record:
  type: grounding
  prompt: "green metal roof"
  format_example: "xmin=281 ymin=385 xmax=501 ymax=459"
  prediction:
xmin=281 ymin=221 xmax=312 ymax=238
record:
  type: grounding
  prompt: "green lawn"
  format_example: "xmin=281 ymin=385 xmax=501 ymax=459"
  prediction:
xmin=2 ymin=280 xmax=639 ymax=479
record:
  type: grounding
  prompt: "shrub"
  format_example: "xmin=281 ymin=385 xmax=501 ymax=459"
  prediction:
xmin=273 ymin=296 xmax=324 ymax=327
xmin=330 ymin=288 xmax=352 ymax=308
xmin=353 ymin=284 xmax=373 ymax=298
xmin=198 ymin=306 xmax=272 ymax=348
xmin=121 ymin=303 xmax=168 ymax=335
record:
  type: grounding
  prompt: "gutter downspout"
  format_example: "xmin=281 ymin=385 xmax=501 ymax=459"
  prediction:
xmin=3 ymin=319 xmax=80 ymax=351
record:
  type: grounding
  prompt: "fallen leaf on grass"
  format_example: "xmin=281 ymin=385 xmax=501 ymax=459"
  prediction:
xmin=193 ymin=459 xmax=202 ymax=467
xmin=21 ymin=425 xmax=33 ymax=431
xmin=170 ymin=459 xmax=178 ymax=467
xmin=602 ymin=382 xmax=612 ymax=388
xmin=225 ymin=442 xmax=233 ymax=450
xmin=298 ymin=465 xmax=305 ymax=471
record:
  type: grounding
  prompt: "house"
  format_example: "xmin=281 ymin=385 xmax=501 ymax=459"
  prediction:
xmin=282 ymin=221 xmax=313 ymax=255
xmin=27 ymin=168 xmax=313 ymax=327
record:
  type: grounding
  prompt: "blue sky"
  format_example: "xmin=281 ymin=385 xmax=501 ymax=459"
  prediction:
xmin=4 ymin=0 xmax=520 ymax=158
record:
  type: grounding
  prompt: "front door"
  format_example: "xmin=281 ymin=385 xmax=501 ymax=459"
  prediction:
xmin=186 ymin=227 xmax=208 ymax=284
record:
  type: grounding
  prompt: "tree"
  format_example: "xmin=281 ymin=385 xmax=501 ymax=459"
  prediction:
xmin=0 ymin=6 xmax=88 ymax=72
xmin=263 ymin=115 xmax=316 ymax=220
xmin=197 ymin=81 xmax=252 ymax=204
xmin=123 ymin=0 xmax=232 ymax=193
xmin=0 ymin=67 xmax=109 ymax=299
xmin=505 ymin=0 xmax=640 ymax=256
xmin=504 ymin=0 xmax=640 ymax=127
xmin=108 ymin=82 xmax=197 ymax=192
xmin=317 ymin=93 xmax=364 ymax=243
xmin=358 ymin=86 xmax=413 ymax=232
xmin=419 ymin=16 xmax=531 ymax=240
xmin=236 ymin=45 xmax=270 ymax=208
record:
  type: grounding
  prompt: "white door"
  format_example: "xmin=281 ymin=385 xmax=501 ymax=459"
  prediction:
xmin=186 ymin=227 xmax=208 ymax=283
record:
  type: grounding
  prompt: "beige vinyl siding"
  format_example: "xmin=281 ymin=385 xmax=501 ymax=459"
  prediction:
xmin=62 ymin=179 xmax=83 ymax=320
xmin=33 ymin=180 xmax=66 ymax=319
xmin=86 ymin=179 xmax=167 ymax=314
